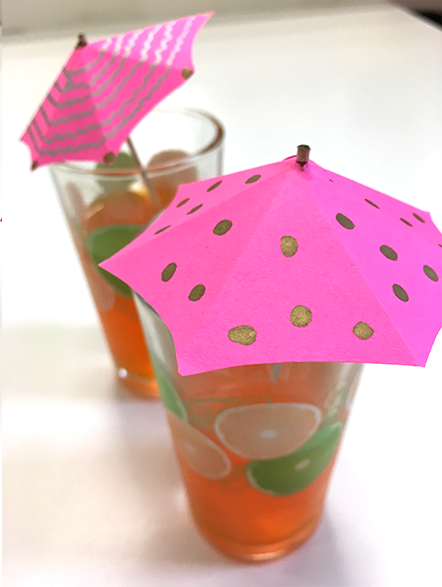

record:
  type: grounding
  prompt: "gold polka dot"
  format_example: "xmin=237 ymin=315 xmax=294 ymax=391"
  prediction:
xmin=400 ymin=218 xmax=412 ymax=227
xmin=155 ymin=225 xmax=171 ymax=235
xmin=245 ymin=174 xmax=261 ymax=184
xmin=413 ymin=213 xmax=425 ymax=223
xmin=181 ymin=68 xmax=194 ymax=79
xmin=177 ymin=198 xmax=189 ymax=207
xmin=31 ymin=160 xmax=39 ymax=170
xmin=187 ymin=204 xmax=203 ymax=215
xmin=189 ymin=284 xmax=206 ymax=301
xmin=365 ymin=199 xmax=379 ymax=209
xmin=393 ymin=284 xmax=409 ymax=302
xmin=213 ymin=220 xmax=232 ymax=235
xmin=423 ymin=265 xmax=439 ymax=282
xmin=336 ymin=213 xmax=355 ymax=230
xmin=380 ymin=245 xmax=398 ymax=261
xmin=161 ymin=263 xmax=177 ymax=282
xmin=281 ymin=236 xmax=298 ymax=257
xmin=353 ymin=322 xmax=374 ymax=340
xmin=290 ymin=305 xmax=312 ymax=327
xmin=228 ymin=325 xmax=257 ymax=345
xmin=207 ymin=180 xmax=222 ymax=192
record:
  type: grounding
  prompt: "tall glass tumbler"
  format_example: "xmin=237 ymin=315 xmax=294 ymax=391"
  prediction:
xmin=50 ymin=108 xmax=224 ymax=398
xmin=135 ymin=296 xmax=363 ymax=561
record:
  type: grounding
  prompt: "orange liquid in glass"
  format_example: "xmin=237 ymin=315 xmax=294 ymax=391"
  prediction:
xmin=75 ymin=186 xmax=176 ymax=397
xmin=67 ymin=154 xmax=198 ymax=397
xmin=171 ymin=363 xmax=347 ymax=561
xmin=77 ymin=188 xmax=159 ymax=396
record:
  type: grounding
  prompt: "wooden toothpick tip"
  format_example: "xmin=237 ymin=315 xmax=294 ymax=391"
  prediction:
xmin=296 ymin=144 xmax=311 ymax=169
xmin=103 ymin=152 xmax=115 ymax=164
xmin=76 ymin=34 xmax=88 ymax=49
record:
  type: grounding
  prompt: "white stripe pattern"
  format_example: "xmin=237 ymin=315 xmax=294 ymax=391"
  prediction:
xmin=121 ymin=28 xmax=144 ymax=60
xmin=112 ymin=34 xmax=125 ymax=57
xmin=98 ymin=37 xmax=113 ymax=55
xmin=154 ymin=22 xmax=175 ymax=65
xmin=166 ymin=16 xmax=196 ymax=66
xmin=140 ymin=25 xmax=162 ymax=62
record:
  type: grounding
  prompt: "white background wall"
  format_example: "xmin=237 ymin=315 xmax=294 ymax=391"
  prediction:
xmin=4 ymin=0 xmax=440 ymax=37
xmin=2 ymin=0 xmax=390 ymax=36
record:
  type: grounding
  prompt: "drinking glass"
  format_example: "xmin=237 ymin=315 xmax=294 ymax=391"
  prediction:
xmin=50 ymin=108 xmax=224 ymax=397
xmin=135 ymin=295 xmax=363 ymax=561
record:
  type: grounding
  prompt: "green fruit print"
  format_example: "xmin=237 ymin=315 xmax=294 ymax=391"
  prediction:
xmin=96 ymin=152 xmax=136 ymax=171
xmin=96 ymin=152 xmax=138 ymax=194
xmin=86 ymin=224 xmax=143 ymax=296
xmin=247 ymin=421 xmax=343 ymax=496
xmin=150 ymin=354 xmax=187 ymax=422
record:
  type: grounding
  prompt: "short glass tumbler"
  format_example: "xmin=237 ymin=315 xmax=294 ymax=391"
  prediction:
xmin=135 ymin=295 xmax=364 ymax=561
xmin=50 ymin=108 xmax=224 ymax=398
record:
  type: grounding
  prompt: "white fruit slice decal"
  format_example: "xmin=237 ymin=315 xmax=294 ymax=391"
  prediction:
xmin=214 ymin=403 xmax=321 ymax=460
xmin=167 ymin=410 xmax=231 ymax=479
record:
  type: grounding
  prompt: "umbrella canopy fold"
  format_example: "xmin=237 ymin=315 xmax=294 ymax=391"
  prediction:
xmin=101 ymin=155 xmax=442 ymax=375
xmin=21 ymin=13 xmax=212 ymax=168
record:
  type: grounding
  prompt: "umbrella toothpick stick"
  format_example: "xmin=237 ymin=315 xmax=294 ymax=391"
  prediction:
xmin=296 ymin=144 xmax=311 ymax=169
xmin=75 ymin=34 xmax=160 ymax=209
xmin=76 ymin=33 xmax=87 ymax=49
xmin=126 ymin=136 xmax=160 ymax=209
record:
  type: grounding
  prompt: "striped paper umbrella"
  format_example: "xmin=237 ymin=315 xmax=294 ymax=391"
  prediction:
xmin=21 ymin=13 xmax=212 ymax=174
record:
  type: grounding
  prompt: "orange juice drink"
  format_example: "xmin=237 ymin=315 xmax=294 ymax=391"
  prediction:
xmin=81 ymin=187 xmax=160 ymax=396
xmin=135 ymin=297 xmax=363 ymax=560
xmin=49 ymin=108 xmax=225 ymax=397
xmin=79 ymin=157 xmax=200 ymax=395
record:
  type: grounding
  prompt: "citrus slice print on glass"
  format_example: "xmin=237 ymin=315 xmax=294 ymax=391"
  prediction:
xmin=247 ymin=421 xmax=343 ymax=495
xmin=86 ymin=224 xmax=144 ymax=296
xmin=150 ymin=354 xmax=187 ymax=421
xmin=324 ymin=364 xmax=363 ymax=423
xmin=214 ymin=403 xmax=321 ymax=460
xmin=167 ymin=411 xmax=232 ymax=480
xmin=82 ymin=250 xmax=116 ymax=312
xmin=323 ymin=384 xmax=350 ymax=424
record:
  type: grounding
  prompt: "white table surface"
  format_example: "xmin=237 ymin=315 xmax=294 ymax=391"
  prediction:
xmin=2 ymin=5 xmax=442 ymax=586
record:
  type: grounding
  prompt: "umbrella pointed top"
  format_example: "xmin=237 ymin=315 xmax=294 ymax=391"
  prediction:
xmin=296 ymin=145 xmax=311 ymax=169
xmin=76 ymin=34 xmax=88 ymax=49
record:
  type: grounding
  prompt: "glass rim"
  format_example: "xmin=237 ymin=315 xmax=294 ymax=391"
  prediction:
xmin=50 ymin=107 xmax=225 ymax=178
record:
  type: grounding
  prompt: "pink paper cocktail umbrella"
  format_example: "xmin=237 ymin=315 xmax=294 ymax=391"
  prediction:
xmin=101 ymin=147 xmax=442 ymax=375
xmin=20 ymin=13 xmax=212 ymax=202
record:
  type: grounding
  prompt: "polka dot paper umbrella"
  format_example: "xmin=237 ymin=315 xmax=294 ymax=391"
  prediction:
xmin=100 ymin=147 xmax=442 ymax=375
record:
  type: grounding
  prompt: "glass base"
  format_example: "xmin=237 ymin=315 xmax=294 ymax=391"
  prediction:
xmin=117 ymin=368 xmax=160 ymax=399
xmin=195 ymin=513 xmax=321 ymax=563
